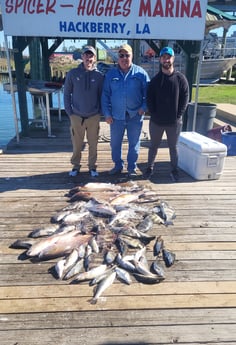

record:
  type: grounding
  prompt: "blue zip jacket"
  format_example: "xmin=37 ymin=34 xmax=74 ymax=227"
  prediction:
xmin=101 ymin=64 xmax=150 ymax=120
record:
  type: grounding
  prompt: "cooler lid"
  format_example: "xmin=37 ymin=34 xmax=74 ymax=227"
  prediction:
xmin=179 ymin=132 xmax=227 ymax=153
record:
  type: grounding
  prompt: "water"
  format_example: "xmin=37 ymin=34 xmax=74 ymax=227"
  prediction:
xmin=0 ymin=77 xmax=63 ymax=148
xmin=0 ymin=77 xmax=21 ymax=148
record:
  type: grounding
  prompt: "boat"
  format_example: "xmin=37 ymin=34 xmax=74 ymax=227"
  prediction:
xmin=200 ymin=56 xmax=236 ymax=82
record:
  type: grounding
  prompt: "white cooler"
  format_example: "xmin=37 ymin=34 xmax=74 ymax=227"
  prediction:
xmin=178 ymin=132 xmax=227 ymax=180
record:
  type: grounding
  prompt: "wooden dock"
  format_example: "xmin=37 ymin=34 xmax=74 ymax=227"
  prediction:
xmin=1 ymin=113 xmax=236 ymax=345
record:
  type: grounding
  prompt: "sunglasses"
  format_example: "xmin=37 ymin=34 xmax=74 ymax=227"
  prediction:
xmin=119 ymin=53 xmax=131 ymax=58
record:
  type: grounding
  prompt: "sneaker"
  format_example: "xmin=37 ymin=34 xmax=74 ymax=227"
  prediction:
xmin=143 ymin=167 xmax=153 ymax=179
xmin=90 ymin=169 xmax=99 ymax=177
xmin=69 ymin=168 xmax=79 ymax=177
xmin=170 ymin=169 xmax=179 ymax=182
xmin=127 ymin=170 xmax=137 ymax=178
xmin=108 ymin=167 xmax=123 ymax=175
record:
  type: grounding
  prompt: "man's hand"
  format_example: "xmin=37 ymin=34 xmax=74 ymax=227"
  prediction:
xmin=106 ymin=116 xmax=113 ymax=124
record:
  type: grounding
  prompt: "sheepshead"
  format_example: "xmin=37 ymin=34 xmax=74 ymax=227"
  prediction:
xmin=150 ymin=261 xmax=165 ymax=279
xmin=109 ymin=208 xmax=142 ymax=226
xmin=162 ymin=248 xmax=176 ymax=267
xmin=153 ymin=236 xmax=164 ymax=256
xmin=118 ymin=234 xmax=144 ymax=249
xmin=110 ymin=225 xmax=155 ymax=244
xmin=26 ymin=231 xmax=92 ymax=259
xmin=28 ymin=224 xmax=61 ymax=238
xmin=133 ymin=272 xmax=161 ymax=284
xmin=153 ymin=201 xmax=176 ymax=225
xmin=90 ymin=270 xmax=116 ymax=304
xmin=85 ymin=199 xmax=116 ymax=217
xmin=136 ymin=190 xmax=160 ymax=204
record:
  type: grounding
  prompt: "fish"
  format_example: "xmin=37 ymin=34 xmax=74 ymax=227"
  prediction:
xmin=118 ymin=234 xmax=144 ymax=249
xmin=103 ymin=249 xmax=116 ymax=265
xmin=88 ymin=236 xmax=100 ymax=254
xmin=61 ymin=210 xmax=90 ymax=225
xmin=136 ymin=214 xmax=154 ymax=232
xmin=110 ymin=192 xmax=141 ymax=205
xmin=115 ymin=253 xmax=136 ymax=272
xmin=10 ymin=238 xmax=36 ymax=249
xmin=63 ymin=248 xmax=80 ymax=273
xmin=153 ymin=201 xmax=176 ymax=226
xmin=55 ymin=258 xmax=67 ymax=279
xmin=162 ymin=248 xmax=176 ymax=267
xmin=28 ymin=224 xmax=61 ymax=238
xmin=85 ymin=199 xmax=116 ymax=218
xmin=109 ymin=208 xmax=142 ymax=226
xmin=136 ymin=190 xmax=160 ymax=204
xmin=63 ymin=258 xmax=84 ymax=280
xmin=72 ymin=264 xmax=108 ymax=282
xmin=153 ymin=236 xmax=164 ymax=256
xmin=133 ymin=272 xmax=162 ymax=284
xmin=26 ymin=231 xmax=92 ymax=259
xmin=133 ymin=257 xmax=156 ymax=277
xmin=110 ymin=225 xmax=155 ymax=245
xmin=89 ymin=266 xmax=115 ymax=286
xmin=150 ymin=261 xmax=166 ymax=279
xmin=115 ymin=267 xmax=132 ymax=285
xmin=79 ymin=182 xmax=122 ymax=192
xmin=90 ymin=270 xmax=116 ymax=304
xmin=50 ymin=210 xmax=74 ymax=223
xmin=69 ymin=191 xmax=94 ymax=202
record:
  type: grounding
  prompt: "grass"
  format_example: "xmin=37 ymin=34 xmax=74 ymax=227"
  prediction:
xmin=191 ymin=84 xmax=236 ymax=105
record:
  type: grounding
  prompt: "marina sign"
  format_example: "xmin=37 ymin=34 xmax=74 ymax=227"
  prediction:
xmin=2 ymin=0 xmax=207 ymax=40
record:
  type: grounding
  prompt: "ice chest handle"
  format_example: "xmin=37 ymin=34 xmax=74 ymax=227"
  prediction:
xmin=207 ymin=155 xmax=219 ymax=167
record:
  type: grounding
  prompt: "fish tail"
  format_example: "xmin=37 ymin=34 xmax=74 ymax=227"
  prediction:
xmin=89 ymin=298 xmax=97 ymax=305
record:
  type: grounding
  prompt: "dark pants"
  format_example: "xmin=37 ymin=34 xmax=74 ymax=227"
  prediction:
xmin=147 ymin=118 xmax=182 ymax=171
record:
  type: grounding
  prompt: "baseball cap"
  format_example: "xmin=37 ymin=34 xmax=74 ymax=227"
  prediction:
xmin=82 ymin=45 xmax=96 ymax=56
xmin=160 ymin=46 xmax=174 ymax=57
xmin=118 ymin=44 xmax=132 ymax=54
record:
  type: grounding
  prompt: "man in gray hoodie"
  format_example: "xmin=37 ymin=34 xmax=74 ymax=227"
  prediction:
xmin=64 ymin=45 xmax=104 ymax=177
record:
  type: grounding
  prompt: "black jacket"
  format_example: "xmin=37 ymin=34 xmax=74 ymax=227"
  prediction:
xmin=147 ymin=70 xmax=189 ymax=125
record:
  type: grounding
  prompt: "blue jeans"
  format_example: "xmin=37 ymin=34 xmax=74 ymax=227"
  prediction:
xmin=110 ymin=113 xmax=143 ymax=172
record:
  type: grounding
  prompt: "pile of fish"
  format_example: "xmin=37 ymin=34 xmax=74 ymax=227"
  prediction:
xmin=11 ymin=182 xmax=176 ymax=304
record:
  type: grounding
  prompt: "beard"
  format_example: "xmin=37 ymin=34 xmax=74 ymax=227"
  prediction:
xmin=161 ymin=61 xmax=173 ymax=71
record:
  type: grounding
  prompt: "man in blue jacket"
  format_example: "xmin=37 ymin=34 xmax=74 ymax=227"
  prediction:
xmin=64 ymin=45 xmax=104 ymax=177
xmin=101 ymin=44 xmax=150 ymax=178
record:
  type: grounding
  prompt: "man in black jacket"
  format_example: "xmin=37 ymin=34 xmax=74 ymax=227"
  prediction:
xmin=144 ymin=46 xmax=189 ymax=182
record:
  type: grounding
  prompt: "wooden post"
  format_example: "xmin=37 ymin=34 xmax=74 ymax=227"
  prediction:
xmin=13 ymin=36 xmax=30 ymax=136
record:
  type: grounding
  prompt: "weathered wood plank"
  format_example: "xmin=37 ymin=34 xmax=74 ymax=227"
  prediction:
xmin=1 ymin=324 xmax=236 ymax=345
xmin=1 ymin=308 xmax=236 ymax=329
